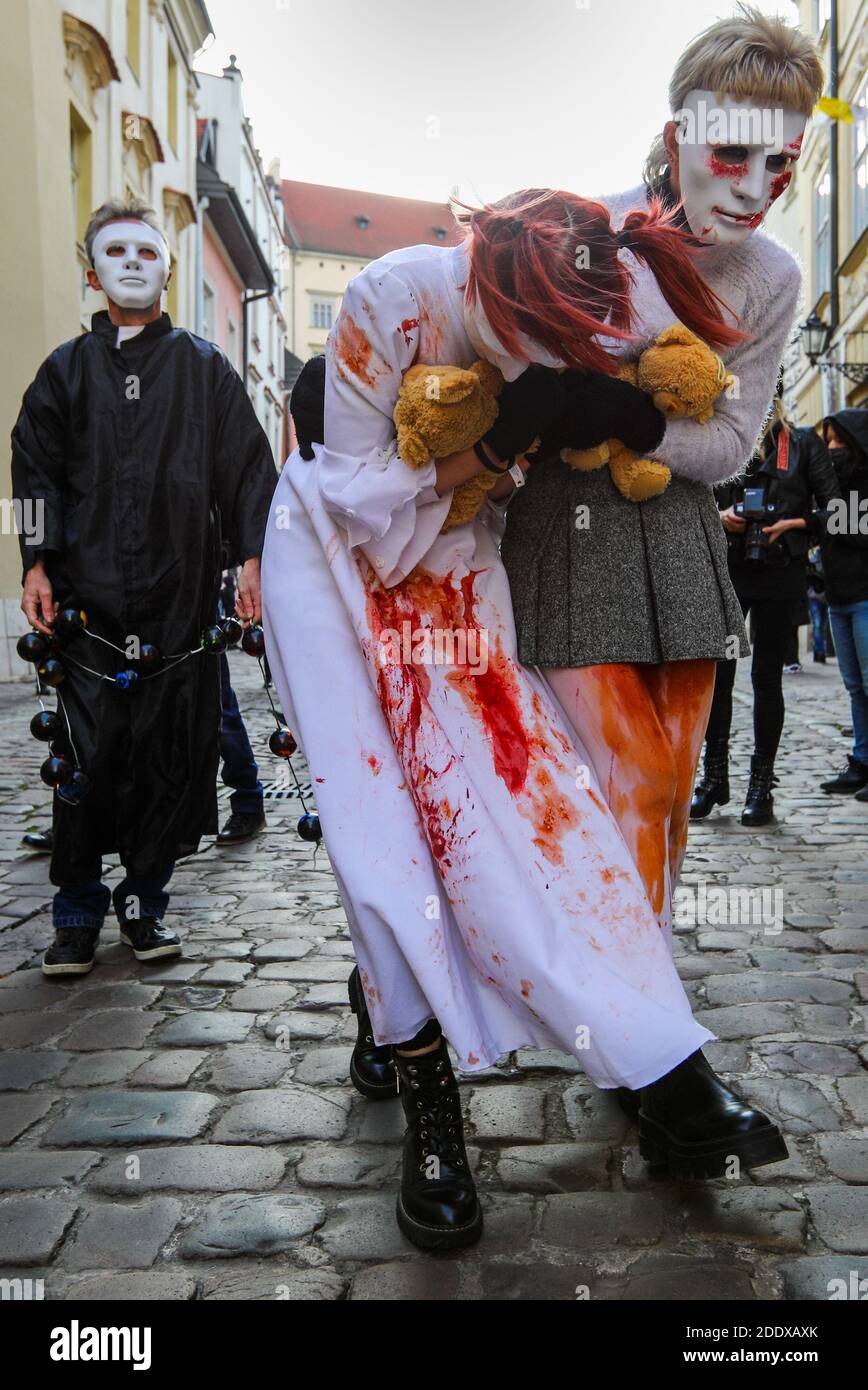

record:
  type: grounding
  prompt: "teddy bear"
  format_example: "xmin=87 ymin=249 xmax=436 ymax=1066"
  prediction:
xmin=561 ymin=323 xmax=736 ymax=502
xmin=393 ymin=359 xmax=505 ymax=530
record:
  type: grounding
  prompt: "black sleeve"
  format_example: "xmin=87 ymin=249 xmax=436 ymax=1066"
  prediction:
xmin=805 ymin=434 xmax=844 ymax=542
xmin=10 ymin=355 xmax=69 ymax=582
xmin=212 ymin=358 xmax=278 ymax=566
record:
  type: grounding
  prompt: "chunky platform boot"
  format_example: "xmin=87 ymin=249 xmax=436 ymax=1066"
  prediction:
xmin=393 ymin=1039 xmax=482 ymax=1251
xmin=741 ymin=753 xmax=775 ymax=826
xmin=347 ymin=966 xmax=397 ymax=1100
xmin=638 ymin=1049 xmax=788 ymax=1179
xmin=689 ymin=740 xmax=730 ymax=820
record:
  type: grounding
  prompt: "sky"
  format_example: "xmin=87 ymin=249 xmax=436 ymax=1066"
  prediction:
xmin=194 ymin=0 xmax=802 ymax=205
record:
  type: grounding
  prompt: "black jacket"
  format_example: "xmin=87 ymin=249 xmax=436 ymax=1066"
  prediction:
xmin=817 ymin=409 xmax=868 ymax=606
xmin=11 ymin=311 xmax=277 ymax=881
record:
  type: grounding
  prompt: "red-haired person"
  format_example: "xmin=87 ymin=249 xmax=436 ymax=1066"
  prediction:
xmin=262 ymin=188 xmax=787 ymax=1255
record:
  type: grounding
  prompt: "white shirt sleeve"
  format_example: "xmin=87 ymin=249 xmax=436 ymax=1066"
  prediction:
xmin=319 ymin=267 xmax=452 ymax=586
xmin=647 ymin=254 xmax=802 ymax=486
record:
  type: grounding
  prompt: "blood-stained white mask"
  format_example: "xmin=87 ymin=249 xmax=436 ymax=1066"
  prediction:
xmin=673 ymin=90 xmax=807 ymax=245
xmin=91 ymin=220 xmax=171 ymax=309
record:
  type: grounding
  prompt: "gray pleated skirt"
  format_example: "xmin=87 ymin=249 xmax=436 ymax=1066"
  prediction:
xmin=500 ymin=459 xmax=750 ymax=668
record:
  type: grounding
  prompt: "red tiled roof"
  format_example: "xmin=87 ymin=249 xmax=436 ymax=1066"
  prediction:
xmin=281 ymin=180 xmax=461 ymax=259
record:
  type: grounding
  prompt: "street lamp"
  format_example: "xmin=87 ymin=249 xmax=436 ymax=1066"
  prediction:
xmin=799 ymin=312 xmax=831 ymax=365
xmin=799 ymin=312 xmax=868 ymax=385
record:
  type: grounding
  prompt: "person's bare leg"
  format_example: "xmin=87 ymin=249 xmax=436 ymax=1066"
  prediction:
xmin=546 ymin=663 xmax=678 ymax=923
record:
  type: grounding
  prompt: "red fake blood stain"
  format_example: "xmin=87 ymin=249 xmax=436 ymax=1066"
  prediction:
xmin=707 ymin=151 xmax=748 ymax=180
xmin=315 ymin=777 xmax=325 ymax=783
xmin=520 ymin=979 xmax=533 ymax=998
xmin=784 ymin=132 xmax=804 ymax=156
xmin=446 ymin=573 xmax=531 ymax=795
xmin=767 ymin=169 xmax=792 ymax=206
xmin=467 ymin=1053 xmax=480 ymax=1065
xmin=416 ymin=292 xmax=448 ymax=360
xmin=366 ymin=754 xmax=382 ymax=776
xmin=398 ymin=318 xmax=419 ymax=347
xmin=362 ymin=564 xmax=584 ymax=877
xmin=333 ymin=314 xmax=392 ymax=389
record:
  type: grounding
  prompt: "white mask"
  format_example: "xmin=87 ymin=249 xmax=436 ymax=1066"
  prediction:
xmin=462 ymin=294 xmax=565 ymax=382
xmin=91 ymin=220 xmax=171 ymax=309
xmin=673 ymin=90 xmax=807 ymax=246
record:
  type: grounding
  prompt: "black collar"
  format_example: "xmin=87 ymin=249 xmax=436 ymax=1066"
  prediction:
xmin=91 ymin=310 xmax=174 ymax=346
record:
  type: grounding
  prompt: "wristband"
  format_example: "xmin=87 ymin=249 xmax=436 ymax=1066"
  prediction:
xmin=474 ymin=439 xmax=512 ymax=474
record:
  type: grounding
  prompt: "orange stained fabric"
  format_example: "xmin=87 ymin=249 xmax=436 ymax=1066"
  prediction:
xmin=546 ymin=660 xmax=716 ymax=925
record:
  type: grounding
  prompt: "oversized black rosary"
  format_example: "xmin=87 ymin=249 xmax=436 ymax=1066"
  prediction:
xmin=17 ymin=608 xmax=321 ymax=843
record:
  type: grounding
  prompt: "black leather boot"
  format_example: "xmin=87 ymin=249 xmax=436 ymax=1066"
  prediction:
xmin=393 ymin=1039 xmax=482 ymax=1251
xmin=638 ymin=1049 xmax=787 ymax=1179
xmin=821 ymin=754 xmax=868 ymax=794
xmin=741 ymin=753 xmax=775 ymax=826
xmin=689 ymin=740 xmax=729 ymax=820
xmin=347 ymin=966 xmax=397 ymax=1100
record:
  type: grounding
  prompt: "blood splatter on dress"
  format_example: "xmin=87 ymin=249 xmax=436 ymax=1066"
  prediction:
xmin=261 ymin=240 xmax=713 ymax=1085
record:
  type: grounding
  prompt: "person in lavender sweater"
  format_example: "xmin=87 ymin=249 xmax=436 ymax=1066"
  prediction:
xmin=501 ymin=8 xmax=823 ymax=963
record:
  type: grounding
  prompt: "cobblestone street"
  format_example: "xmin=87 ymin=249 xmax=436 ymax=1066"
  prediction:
xmin=0 ymin=649 xmax=866 ymax=1302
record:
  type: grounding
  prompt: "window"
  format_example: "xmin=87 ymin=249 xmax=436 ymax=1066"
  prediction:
xmin=202 ymin=281 xmax=215 ymax=343
xmin=69 ymin=105 xmax=92 ymax=248
xmin=814 ymin=168 xmax=831 ymax=299
xmin=126 ymin=0 xmax=140 ymax=78
xmin=813 ymin=0 xmax=831 ymax=34
xmin=167 ymin=44 xmax=178 ymax=153
xmin=855 ymin=74 xmax=868 ymax=242
xmin=311 ymin=297 xmax=337 ymax=330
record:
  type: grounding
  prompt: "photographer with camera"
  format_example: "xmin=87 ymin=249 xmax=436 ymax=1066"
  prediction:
xmin=691 ymin=401 xmax=839 ymax=826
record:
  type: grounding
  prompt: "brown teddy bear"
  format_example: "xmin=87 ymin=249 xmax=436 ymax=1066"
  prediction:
xmin=562 ymin=324 xmax=736 ymax=502
xmin=393 ymin=360 xmax=505 ymax=530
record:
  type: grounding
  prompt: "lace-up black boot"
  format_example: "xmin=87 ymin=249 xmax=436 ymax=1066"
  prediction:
xmin=639 ymin=1049 xmax=788 ymax=1179
xmin=393 ymin=1039 xmax=482 ymax=1251
xmin=347 ymin=966 xmax=397 ymax=1100
xmin=741 ymin=753 xmax=775 ymax=826
xmin=689 ymin=739 xmax=730 ymax=820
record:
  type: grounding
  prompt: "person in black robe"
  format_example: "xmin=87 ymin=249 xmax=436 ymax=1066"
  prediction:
xmin=11 ymin=197 xmax=277 ymax=977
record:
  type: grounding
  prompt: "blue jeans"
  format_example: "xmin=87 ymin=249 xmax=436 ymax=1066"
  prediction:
xmin=220 ymin=654 xmax=264 ymax=816
xmin=829 ymin=599 xmax=868 ymax=764
xmin=53 ymin=865 xmax=174 ymax=931
xmin=809 ymin=595 xmax=828 ymax=658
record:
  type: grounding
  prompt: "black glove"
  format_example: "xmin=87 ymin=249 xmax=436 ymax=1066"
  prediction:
xmin=483 ymin=365 xmax=564 ymax=462
xmin=290 ymin=354 xmax=326 ymax=460
xmin=556 ymin=370 xmax=666 ymax=455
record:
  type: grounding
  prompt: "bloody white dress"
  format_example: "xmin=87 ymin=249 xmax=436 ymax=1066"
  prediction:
xmin=261 ymin=241 xmax=713 ymax=1087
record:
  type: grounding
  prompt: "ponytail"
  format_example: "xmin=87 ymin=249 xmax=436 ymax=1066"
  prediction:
xmin=617 ymin=201 xmax=745 ymax=351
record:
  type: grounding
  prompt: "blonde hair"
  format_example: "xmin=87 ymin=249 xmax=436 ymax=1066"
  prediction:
xmin=84 ymin=196 xmax=168 ymax=264
xmin=644 ymin=5 xmax=824 ymax=190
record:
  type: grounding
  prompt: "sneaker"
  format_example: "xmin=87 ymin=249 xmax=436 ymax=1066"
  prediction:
xmin=42 ymin=927 xmax=98 ymax=977
xmin=783 ymin=662 xmax=802 ymax=674
xmin=216 ymin=810 xmax=266 ymax=845
xmin=120 ymin=918 xmax=182 ymax=961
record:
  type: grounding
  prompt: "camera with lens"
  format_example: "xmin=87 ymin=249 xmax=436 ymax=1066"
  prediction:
xmin=733 ymin=486 xmax=783 ymax=564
